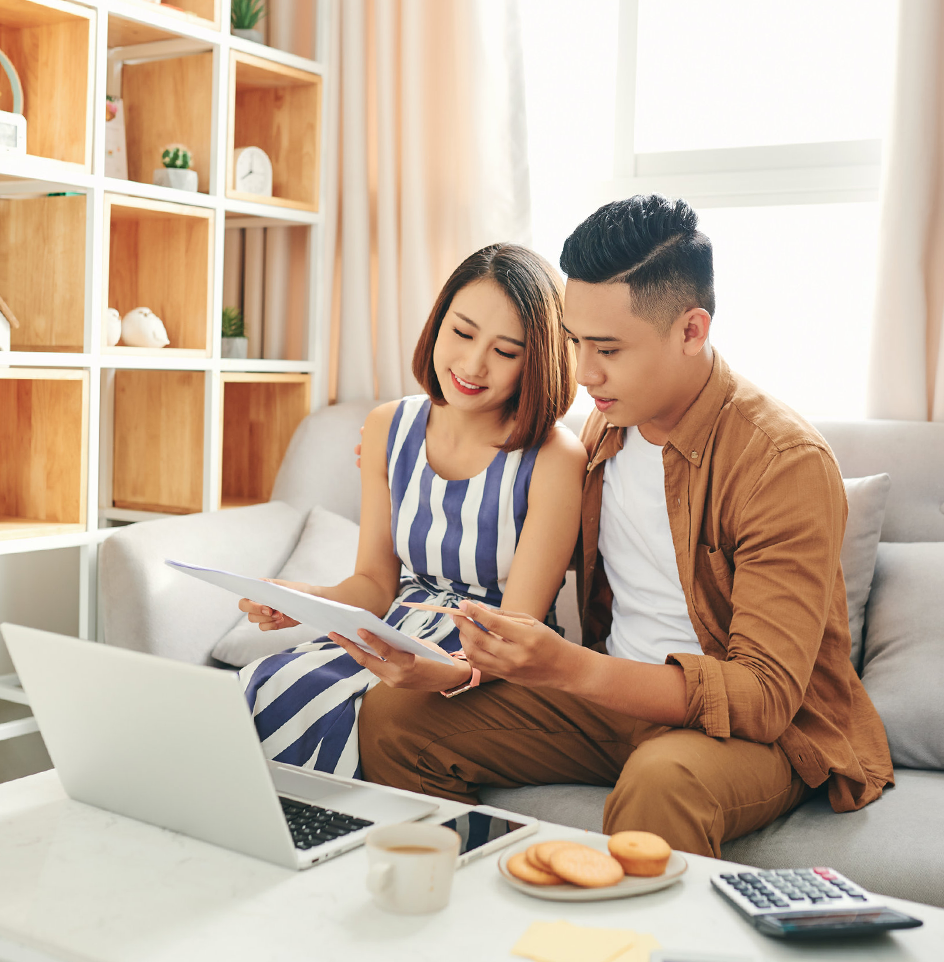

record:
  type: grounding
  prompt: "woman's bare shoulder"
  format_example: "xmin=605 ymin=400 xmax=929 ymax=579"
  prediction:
xmin=532 ymin=422 xmax=588 ymax=478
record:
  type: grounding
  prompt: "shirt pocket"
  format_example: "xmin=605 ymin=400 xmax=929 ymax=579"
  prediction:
xmin=693 ymin=544 xmax=734 ymax=642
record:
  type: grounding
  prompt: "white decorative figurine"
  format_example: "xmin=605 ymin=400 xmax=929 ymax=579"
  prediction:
xmin=104 ymin=307 xmax=122 ymax=346
xmin=121 ymin=307 xmax=170 ymax=349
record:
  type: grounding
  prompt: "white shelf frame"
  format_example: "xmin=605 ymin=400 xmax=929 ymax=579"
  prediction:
xmin=0 ymin=0 xmax=334 ymax=740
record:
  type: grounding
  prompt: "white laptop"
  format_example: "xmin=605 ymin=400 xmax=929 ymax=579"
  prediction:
xmin=1 ymin=623 xmax=438 ymax=871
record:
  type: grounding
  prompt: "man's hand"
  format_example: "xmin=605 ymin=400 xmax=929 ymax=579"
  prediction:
xmin=328 ymin=630 xmax=473 ymax=691
xmin=238 ymin=578 xmax=311 ymax=630
xmin=452 ymin=601 xmax=580 ymax=688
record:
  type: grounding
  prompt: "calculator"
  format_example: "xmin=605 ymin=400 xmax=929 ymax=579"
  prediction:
xmin=710 ymin=867 xmax=923 ymax=940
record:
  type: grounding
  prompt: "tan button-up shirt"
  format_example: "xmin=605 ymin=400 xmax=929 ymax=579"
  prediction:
xmin=576 ymin=352 xmax=893 ymax=812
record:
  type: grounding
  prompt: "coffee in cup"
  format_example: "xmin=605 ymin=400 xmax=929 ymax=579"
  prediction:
xmin=365 ymin=823 xmax=460 ymax=914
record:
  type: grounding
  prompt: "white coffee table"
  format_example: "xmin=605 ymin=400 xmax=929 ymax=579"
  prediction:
xmin=0 ymin=770 xmax=940 ymax=962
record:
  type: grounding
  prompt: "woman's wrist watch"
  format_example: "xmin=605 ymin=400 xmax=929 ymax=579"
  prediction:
xmin=440 ymin=650 xmax=481 ymax=698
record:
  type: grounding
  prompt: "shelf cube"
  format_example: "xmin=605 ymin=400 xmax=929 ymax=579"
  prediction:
xmin=0 ymin=192 xmax=86 ymax=352
xmin=0 ymin=0 xmax=93 ymax=169
xmin=104 ymin=193 xmax=213 ymax=355
xmin=219 ymin=373 xmax=310 ymax=508
xmin=0 ymin=368 xmax=88 ymax=540
xmin=118 ymin=46 xmax=213 ymax=193
xmin=112 ymin=369 xmax=205 ymax=514
xmin=228 ymin=51 xmax=321 ymax=211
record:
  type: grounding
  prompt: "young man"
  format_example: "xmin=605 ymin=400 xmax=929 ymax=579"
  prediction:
xmin=355 ymin=195 xmax=893 ymax=856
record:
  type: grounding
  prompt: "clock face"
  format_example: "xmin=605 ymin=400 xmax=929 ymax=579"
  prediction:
xmin=234 ymin=146 xmax=273 ymax=197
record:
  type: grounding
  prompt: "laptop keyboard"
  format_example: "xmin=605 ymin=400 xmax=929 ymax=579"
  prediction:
xmin=279 ymin=796 xmax=374 ymax=851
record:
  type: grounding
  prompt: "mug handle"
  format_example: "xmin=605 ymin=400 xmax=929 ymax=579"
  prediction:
xmin=367 ymin=862 xmax=393 ymax=896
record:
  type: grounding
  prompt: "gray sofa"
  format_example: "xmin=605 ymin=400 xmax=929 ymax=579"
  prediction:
xmin=100 ymin=400 xmax=944 ymax=908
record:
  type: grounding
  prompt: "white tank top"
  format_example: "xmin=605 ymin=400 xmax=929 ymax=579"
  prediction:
xmin=598 ymin=426 xmax=702 ymax=664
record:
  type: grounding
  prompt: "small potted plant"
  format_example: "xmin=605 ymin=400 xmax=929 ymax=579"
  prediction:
xmin=231 ymin=0 xmax=266 ymax=44
xmin=221 ymin=306 xmax=248 ymax=358
xmin=153 ymin=144 xmax=198 ymax=192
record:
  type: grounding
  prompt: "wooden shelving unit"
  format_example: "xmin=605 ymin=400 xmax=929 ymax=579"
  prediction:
xmin=0 ymin=0 xmax=334 ymax=743
xmin=228 ymin=50 xmax=321 ymax=211
xmin=0 ymin=193 xmax=87 ymax=352
xmin=0 ymin=369 xmax=89 ymax=540
xmin=0 ymin=0 xmax=94 ymax=170
xmin=219 ymin=372 xmax=310 ymax=508
xmin=103 ymin=193 xmax=214 ymax=354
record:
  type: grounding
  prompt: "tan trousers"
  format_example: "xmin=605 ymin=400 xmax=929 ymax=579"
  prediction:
xmin=359 ymin=679 xmax=812 ymax=857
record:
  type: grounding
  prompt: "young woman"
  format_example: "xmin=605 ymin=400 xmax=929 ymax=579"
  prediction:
xmin=237 ymin=243 xmax=586 ymax=777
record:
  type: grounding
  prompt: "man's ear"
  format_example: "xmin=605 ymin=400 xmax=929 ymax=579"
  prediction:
xmin=679 ymin=308 xmax=711 ymax=356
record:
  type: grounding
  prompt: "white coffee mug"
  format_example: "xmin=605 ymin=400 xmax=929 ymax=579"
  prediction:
xmin=365 ymin=823 xmax=460 ymax=914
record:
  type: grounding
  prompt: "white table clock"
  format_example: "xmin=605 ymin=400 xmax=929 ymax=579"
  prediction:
xmin=233 ymin=145 xmax=273 ymax=197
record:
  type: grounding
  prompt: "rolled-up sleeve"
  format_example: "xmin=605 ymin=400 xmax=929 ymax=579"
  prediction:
xmin=667 ymin=444 xmax=847 ymax=744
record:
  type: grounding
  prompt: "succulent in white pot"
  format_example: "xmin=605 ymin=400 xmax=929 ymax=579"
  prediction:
xmin=104 ymin=307 xmax=122 ymax=346
xmin=153 ymin=144 xmax=198 ymax=192
xmin=121 ymin=307 xmax=170 ymax=349
xmin=232 ymin=0 xmax=266 ymax=44
xmin=221 ymin=306 xmax=248 ymax=358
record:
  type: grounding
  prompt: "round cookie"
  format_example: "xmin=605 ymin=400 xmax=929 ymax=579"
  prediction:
xmin=607 ymin=831 xmax=672 ymax=877
xmin=548 ymin=844 xmax=625 ymax=888
xmin=526 ymin=840 xmax=584 ymax=873
xmin=507 ymin=851 xmax=564 ymax=886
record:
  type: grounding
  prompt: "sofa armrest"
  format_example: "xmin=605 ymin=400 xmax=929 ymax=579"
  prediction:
xmin=100 ymin=501 xmax=306 ymax=664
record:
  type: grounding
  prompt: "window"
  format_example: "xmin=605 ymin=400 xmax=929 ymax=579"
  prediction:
xmin=521 ymin=0 xmax=898 ymax=419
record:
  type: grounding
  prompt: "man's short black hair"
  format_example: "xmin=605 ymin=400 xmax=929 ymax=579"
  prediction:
xmin=560 ymin=194 xmax=715 ymax=334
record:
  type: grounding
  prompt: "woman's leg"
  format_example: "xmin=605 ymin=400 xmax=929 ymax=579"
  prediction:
xmin=240 ymin=640 xmax=377 ymax=777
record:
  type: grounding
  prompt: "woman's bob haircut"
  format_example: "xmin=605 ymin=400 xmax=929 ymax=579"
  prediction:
xmin=412 ymin=243 xmax=575 ymax=453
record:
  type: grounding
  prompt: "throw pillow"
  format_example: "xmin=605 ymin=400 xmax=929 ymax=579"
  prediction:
xmin=841 ymin=474 xmax=891 ymax=672
xmin=212 ymin=506 xmax=360 ymax=667
xmin=860 ymin=542 xmax=944 ymax=769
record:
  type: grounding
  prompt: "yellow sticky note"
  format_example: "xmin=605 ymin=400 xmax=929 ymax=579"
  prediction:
xmin=511 ymin=920 xmax=650 ymax=962
xmin=610 ymin=932 xmax=662 ymax=962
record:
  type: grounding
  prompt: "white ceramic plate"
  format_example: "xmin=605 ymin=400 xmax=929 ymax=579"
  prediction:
xmin=497 ymin=837 xmax=688 ymax=902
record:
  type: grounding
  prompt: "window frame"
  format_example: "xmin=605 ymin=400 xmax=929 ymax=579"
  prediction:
xmin=606 ymin=0 xmax=884 ymax=210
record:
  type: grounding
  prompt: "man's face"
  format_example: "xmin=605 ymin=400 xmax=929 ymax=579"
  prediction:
xmin=563 ymin=279 xmax=700 ymax=435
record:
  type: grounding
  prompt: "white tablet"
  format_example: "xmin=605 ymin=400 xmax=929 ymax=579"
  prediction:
xmin=165 ymin=559 xmax=455 ymax=666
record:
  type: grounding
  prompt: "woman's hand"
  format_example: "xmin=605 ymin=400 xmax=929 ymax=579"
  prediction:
xmin=238 ymin=579 xmax=316 ymax=631
xmin=327 ymin=631 xmax=472 ymax=692
xmin=452 ymin=601 xmax=581 ymax=688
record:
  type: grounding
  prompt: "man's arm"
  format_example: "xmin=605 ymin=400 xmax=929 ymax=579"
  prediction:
xmin=456 ymin=444 xmax=847 ymax=744
xmin=452 ymin=604 xmax=689 ymax=726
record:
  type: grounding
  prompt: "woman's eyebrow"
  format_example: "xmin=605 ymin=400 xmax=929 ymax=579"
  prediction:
xmin=453 ymin=311 xmax=525 ymax=348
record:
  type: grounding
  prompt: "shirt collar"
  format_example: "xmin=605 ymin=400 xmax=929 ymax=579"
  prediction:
xmin=583 ymin=349 xmax=731 ymax=469
xmin=665 ymin=350 xmax=731 ymax=469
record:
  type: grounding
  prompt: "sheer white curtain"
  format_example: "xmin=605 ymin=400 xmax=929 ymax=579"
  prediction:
xmin=868 ymin=0 xmax=944 ymax=421
xmin=325 ymin=0 xmax=531 ymax=404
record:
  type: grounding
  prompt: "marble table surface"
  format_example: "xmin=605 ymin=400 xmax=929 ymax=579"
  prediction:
xmin=0 ymin=770 xmax=941 ymax=962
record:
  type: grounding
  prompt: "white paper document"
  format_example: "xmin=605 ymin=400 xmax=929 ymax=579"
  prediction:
xmin=165 ymin=559 xmax=455 ymax=666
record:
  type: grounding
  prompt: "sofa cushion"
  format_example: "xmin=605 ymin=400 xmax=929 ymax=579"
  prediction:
xmin=860 ymin=542 xmax=944 ymax=769
xmin=102 ymin=501 xmax=306 ymax=664
xmin=212 ymin=506 xmax=360 ymax=667
xmin=719 ymin=770 xmax=944 ymax=908
xmin=841 ymin=473 xmax=891 ymax=671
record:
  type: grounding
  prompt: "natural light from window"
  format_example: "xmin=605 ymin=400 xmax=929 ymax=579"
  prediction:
xmin=521 ymin=0 xmax=898 ymax=421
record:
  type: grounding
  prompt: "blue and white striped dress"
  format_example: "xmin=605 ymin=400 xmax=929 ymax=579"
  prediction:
xmin=239 ymin=395 xmax=554 ymax=778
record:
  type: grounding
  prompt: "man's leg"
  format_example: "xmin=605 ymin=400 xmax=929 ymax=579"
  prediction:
xmin=603 ymin=727 xmax=811 ymax=856
xmin=359 ymin=679 xmax=659 ymax=802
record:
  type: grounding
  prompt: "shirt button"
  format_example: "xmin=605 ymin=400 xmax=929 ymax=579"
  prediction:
xmin=691 ymin=451 xmax=698 ymax=459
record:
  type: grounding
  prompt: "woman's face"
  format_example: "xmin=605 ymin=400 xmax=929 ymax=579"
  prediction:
xmin=432 ymin=279 xmax=526 ymax=417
